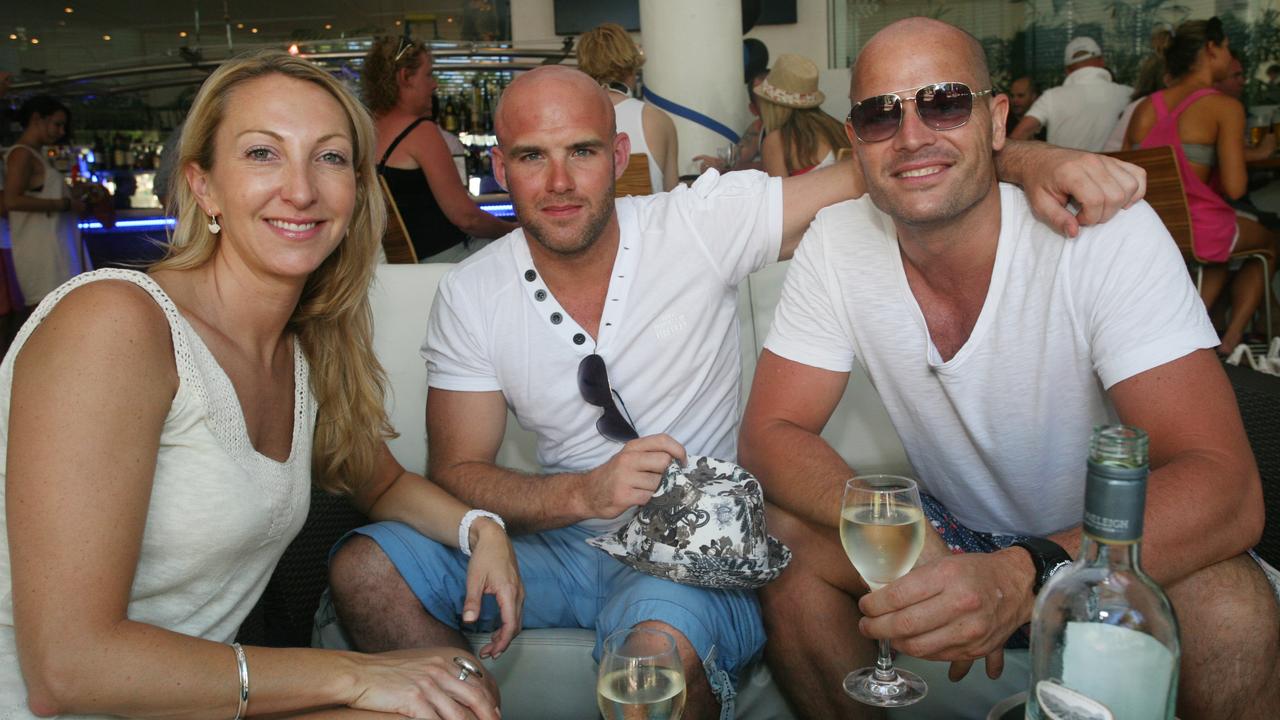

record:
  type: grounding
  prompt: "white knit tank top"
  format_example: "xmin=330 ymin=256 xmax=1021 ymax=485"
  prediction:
xmin=614 ymin=96 xmax=666 ymax=193
xmin=0 ymin=269 xmax=315 ymax=718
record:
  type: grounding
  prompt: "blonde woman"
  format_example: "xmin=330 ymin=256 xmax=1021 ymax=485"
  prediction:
xmin=576 ymin=22 xmax=679 ymax=192
xmin=755 ymin=54 xmax=850 ymax=177
xmin=364 ymin=37 xmax=516 ymax=262
xmin=0 ymin=50 xmax=521 ymax=719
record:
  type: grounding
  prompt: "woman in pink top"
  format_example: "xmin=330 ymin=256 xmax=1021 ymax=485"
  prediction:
xmin=1126 ymin=17 xmax=1279 ymax=353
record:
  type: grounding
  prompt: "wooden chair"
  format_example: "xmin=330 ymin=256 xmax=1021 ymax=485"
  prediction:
xmin=1106 ymin=146 xmax=1272 ymax=343
xmin=615 ymin=153 xmax=653 ymax=197
xmin=377 ymin=174 xmax=419 ymax=264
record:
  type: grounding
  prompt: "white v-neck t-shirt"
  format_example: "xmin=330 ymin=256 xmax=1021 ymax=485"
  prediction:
xmin=423 ymin=170 xmax=783 ymax=532
xmin=764 ymin=183 xmax=1217 ymax=537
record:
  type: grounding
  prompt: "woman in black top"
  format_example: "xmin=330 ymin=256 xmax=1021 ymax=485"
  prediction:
xmin=364 ymin=37 xmax=516 ymax=261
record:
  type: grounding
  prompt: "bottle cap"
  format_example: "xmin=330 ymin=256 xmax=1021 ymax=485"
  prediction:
xmin=1085 ymin=425 xmax=1149 ymax=543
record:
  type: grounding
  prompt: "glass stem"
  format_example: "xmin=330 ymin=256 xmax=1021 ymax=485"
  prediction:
xmin=874 ymin=638 xmax=897 ymax=681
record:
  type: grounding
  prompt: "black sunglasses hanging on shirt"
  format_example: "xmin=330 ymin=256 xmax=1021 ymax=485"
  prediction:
xmin=578 ymin=353 xmax=639 ymax=443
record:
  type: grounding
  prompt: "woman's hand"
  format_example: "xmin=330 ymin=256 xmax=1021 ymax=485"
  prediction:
xmin=348 ymin=648 xmax=500 ymax=720
xmin=464 ymin=519 xmax=524 ymax=659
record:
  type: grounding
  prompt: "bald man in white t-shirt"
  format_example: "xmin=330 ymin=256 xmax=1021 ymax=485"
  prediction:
xmin=741 ymin=17 xmax=1278 ymax=720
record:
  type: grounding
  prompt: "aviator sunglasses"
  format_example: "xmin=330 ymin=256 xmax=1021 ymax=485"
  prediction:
xmin=578 ymin=354 xmax=639 ymax=443
xmin=847 ymin=82 xmax=993 ymax=143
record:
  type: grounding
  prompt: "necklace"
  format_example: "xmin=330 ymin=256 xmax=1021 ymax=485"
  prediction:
xmin=604 ymin=81 xmax=632 ymax=98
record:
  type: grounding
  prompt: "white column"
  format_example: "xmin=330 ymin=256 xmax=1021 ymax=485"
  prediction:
xmin=639 ymin=0 xmax=748 ymax=178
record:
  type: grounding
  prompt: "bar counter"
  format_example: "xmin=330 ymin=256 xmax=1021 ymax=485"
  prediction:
xmin=80 ymin=197 xmax=516 ymax=270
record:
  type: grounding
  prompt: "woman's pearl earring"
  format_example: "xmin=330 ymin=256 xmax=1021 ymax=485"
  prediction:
xmin=207 ymin=212 xmax=221 ymax=235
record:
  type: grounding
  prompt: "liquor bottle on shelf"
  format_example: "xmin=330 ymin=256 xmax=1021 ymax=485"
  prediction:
xmin=92 ymin=135 xmax=106 ymax=171
xmin=442 ymin=96 xmax=460 ymax=133
xmin=123 ymin=134 xmax=136 ymax=169
xmin=470 ymin=81 xmax=483 ymax=135
xmin=1026 ymin=425 xmax=1180 ymax=720
xmin=481 ymin=80 xmax=494 ymax=134
xmin=458 ymin=95 xmax=471 ymax=134
xmin=112 ymin=133 xmax=126 ymax=170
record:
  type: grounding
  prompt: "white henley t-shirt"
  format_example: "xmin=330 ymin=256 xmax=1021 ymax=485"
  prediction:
xmin=423 ymin=169 xmax=783 ymax=532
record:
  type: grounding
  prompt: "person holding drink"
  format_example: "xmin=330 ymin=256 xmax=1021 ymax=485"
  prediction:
xmin=322 ymin=60 xmax=1144 ymax=719
xmin=739 ymin=17 xmax=1278 ymax=720
xmin=0 ymin=50 xmax=521 ymax=719
xmin=3 ymin=96 xmax=87 ymax=310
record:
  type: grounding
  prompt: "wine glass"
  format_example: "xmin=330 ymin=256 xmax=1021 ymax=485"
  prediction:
xmin=716 ymin=142 xmax=739 ymax=170
xmin=839 ymin=474 xmax=929 ymax=706
xmin=597 ymin=627 xmax=686 ymax=720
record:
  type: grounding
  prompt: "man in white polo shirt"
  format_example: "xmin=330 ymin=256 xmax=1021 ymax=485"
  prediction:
xmin=324 ymin=65 xmax=1146 ymax=718
xmin=741 ymin=17 xmax=1278 ymax=719
xmin=1010 ymin=36 xmax=1131 ymax=151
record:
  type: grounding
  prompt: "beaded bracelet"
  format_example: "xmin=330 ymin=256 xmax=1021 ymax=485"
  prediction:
xmin=459 ymin=509 xmax=506 ymax=556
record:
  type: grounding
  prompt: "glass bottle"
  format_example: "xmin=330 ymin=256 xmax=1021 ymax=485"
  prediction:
xmin=1026 ymin=425 xmax=1180 ymax=720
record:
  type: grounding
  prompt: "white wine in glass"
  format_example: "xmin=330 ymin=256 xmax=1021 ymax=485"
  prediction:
xmin=597 ymin=627 xmax=687 ymax=720
xmin=839 ymin=474 xmax=928 ymax=706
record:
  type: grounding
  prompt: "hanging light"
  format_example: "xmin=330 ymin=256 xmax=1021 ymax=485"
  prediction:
xmin=103 ymin=34 xmax=111 ymax=41
xmin=288 ymin=43 xmax=300 ymax=55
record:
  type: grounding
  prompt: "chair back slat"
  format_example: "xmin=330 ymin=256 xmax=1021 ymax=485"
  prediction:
xmin=378 ymin=174 xmax=419 ymax=264
xmin=1105 ymin=147 xmax=1194 ymax=259
xmin=615 ymin=153 xmax=653 ymax=197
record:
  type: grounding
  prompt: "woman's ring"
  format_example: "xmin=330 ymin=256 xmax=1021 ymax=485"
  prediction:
xmin=453 ymin=656 xmax=483 ymax=682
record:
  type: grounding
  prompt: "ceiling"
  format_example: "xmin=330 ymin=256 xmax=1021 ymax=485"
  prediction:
xmin=3 ymin=1 xmax=507 ymax=78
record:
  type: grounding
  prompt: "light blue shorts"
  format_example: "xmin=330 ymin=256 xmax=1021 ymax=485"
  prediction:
xmin=337 ymin=521 xmax=766 ymax=694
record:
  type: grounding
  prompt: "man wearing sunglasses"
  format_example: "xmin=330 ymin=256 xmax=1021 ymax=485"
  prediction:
xmin=327 ymin=63 xmax=1149 ymax=718
xmin=741 ymin=17 xmax=1276 ymax=719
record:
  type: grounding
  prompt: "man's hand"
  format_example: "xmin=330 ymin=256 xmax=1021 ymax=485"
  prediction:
xmin=463 ymin=518 xmax=524 ymax=659
xmin=693 ymin=154 xmax=728 ymax=174
xmin=857 ymin=548 xmax=1035 ymax=680
xmin=1003 ymin=142 xmax=1146 ymax=237
xmin=578 ymin=434 xmax=687 ymax=520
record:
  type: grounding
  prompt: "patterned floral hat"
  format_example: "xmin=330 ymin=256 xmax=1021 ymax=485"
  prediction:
xmin=753 ymin=53 xmax=825 ymax=109
xmin=587 ymin=456 xmax=792 ymax=589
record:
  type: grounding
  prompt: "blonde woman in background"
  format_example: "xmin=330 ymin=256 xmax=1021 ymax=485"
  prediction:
xmin=755 ymin=54 xmax=850 ymax=177
xmin=0 ymin=50 xmax=521 ymax=719
xmin=576 ymin=22 xmax=679 ymax=192
xmin=364 ymin=36 xmax=516 ymax=263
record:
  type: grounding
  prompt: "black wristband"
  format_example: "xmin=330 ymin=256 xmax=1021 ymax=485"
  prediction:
xmin=1011 ymin=537 xmax=1073 ymax=594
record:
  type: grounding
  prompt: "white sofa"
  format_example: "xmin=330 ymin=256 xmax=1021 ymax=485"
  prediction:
xmin=334 ymin=261 xmax=1029 ymax=719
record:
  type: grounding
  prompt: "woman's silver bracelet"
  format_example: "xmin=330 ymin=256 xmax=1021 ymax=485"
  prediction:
xmin=230 ymin=642 xmax=249 ymax=720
